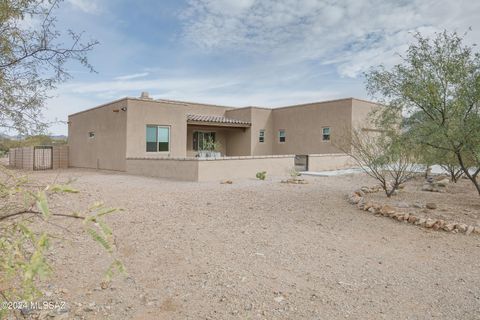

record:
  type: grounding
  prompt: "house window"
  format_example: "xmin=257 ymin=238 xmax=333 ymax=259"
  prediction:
xmin=322 ymin=127 xmax=331 ymax=141
xmin=146 ymin=125 xmax=170 ymax=152
xmin=88 ymin=131 xmax=95 ymax=139
xmin=259 ymin=129 xmax=265 ymax=143
xmin=278 ymin=129 xmax=286 ymax=143
xmin=193 ymin=131 xmax=216 ymax=151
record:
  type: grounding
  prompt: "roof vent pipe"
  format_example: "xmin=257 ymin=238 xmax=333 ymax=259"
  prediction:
xmin=140 ymin=91 xmax=152 ymax=100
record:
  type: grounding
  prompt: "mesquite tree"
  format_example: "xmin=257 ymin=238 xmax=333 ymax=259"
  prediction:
xmin=1 ymin=0 xmax=98 ymax=134
xmin=340 ymin=127 xmax=421 ymax=197
xmin=0 ymin=2 xmax=123 ymax=318
xmin=365 ymin=30 xmax=480 ymax=195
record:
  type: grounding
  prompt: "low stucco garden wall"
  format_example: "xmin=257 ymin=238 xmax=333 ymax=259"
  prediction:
xmin=308 ymin=154 xmax=355 ymax=172
xmin=126 ymin=155 xmax=295 ymax=182
xmin=126 ymin=158 xmax=199 ymax=181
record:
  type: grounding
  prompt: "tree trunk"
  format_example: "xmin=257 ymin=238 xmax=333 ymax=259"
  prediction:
xmin=456 ymin=152 xmax=480 ymax=195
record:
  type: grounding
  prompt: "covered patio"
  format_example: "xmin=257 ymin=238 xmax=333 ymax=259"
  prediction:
xmin=185 ymin=114 xmax=251 ymax=157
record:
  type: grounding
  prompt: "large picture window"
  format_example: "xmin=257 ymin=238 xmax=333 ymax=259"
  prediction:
xmin=146 ymin=125 xmax=170 ymax=152
xmin=193 ymin=131 xmax=216 ymax=151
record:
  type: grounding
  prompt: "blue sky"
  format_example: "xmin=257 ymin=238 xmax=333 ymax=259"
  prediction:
xmin=45 ymin=0 xmax=480 ymax=135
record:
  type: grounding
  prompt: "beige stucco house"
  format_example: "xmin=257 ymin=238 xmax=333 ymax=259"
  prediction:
xmin=68 ymin=93 xmax=378 ymax=181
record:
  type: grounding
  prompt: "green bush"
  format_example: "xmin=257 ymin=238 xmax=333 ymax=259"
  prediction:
xmin=256 ymin=171 xmax=267 ymax=180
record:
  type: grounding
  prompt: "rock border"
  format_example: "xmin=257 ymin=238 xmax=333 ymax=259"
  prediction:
xmin=347 ymin=186 xmax=479 ymax=236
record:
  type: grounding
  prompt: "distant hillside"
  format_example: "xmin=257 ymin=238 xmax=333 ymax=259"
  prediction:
xmin=0 ymin=133 xmax=67 ymax=140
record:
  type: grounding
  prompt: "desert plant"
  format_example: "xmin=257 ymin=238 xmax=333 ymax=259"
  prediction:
xmin=0 ymin=166 xmax=123 ymax=318
xmin=256 ymin=171 xmax=267 ymax=180
xmin=340 ymin=128 xmax=422 ymax=197
xmin=365 ymin=30 xmax=480 ymax=195
xmin=288 ymin=167 xmax=301 ymax=179
xmin=203 ymin=136 xmax=221 ymax=152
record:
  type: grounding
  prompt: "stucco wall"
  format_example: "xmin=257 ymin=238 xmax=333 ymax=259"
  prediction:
xmin=271 ymin=99 xmax=353 ymax=155
xmin=126 ymin=99 xmax=234 ymax=159
xmin=250 ymin=108 xmax=274 ymax=156
xmin=197 ymin=155 xmax=294 ymax=181
xmin=351 ymin=99 xmax=379 ymax=130
xmin=307 ymin=154 xmax=355 ymax=172
xmin=126 ymin=155 xmax=294 ymax=181
xmin=224 ymin=108 xmax=252 ymax=156
xmin=68 ymin=99 xmax=127 ymax=171
xmin=126 ymin=158 xmax=199 ymax=181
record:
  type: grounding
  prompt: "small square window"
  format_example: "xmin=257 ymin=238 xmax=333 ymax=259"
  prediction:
xmin=278 ymin=129 xmax=286 ymax=143
xmin=322 ymin=127 xmax=331 ymax=141
xmin=88 ymin=131 xmax=95 ymax=139
xmin=259 ymin=129 xmax=265 ymax=143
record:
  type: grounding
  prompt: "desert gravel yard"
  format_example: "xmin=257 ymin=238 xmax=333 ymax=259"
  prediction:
xmin=22 ymin=169 xmax=480 ymax=319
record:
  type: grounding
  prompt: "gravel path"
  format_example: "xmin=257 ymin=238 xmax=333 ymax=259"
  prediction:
xmin=23 ymin=169 xmax=480 ymax=319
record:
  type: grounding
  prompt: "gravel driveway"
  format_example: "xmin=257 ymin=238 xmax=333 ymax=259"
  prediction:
xmin=24 ymin=169 xmax=480 ymax=319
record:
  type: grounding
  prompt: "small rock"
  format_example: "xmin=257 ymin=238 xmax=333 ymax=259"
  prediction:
xmin=84 ymin=302 xmax=96 ymax=312
xmin=407 ymin=215 xmax=417 ymax=224
xmin=443 ymin=223 xmax=455 ymax=232
xmin=436 ymin=179 xmax=449 ymax=187
xmin=466 ymin=225 xmax=474 ymax=235
xmin=425 ymin=219 xmax=436 ymax=228
xmin=354 ymin=189 xmax=365 ymax=197
xmin=361 ymin=186 xmax=370 ymax=191
xmin=221 ymin=180 xmax=233 ymax=184
xmin=380 ymin=205 xmax=395 ymax=216
xmin=432 ymin=221 xmax=442 ymax=230
xmin=473 ymin=227 xmax=480 ymax=235
xmin=348 ymin=194 xmax=362 ymax=205
xmin=274 ymin=296 xmax=285 ymax=303
xmin=416 ymin=218 xmax=426 ymax=226
xmin=363 ymin=201 xmax=374 ymax=211
xmin=456 ymin=223 xmax=468 ymax=233
xmin=426 ymin=202 xmax=437 ymax=210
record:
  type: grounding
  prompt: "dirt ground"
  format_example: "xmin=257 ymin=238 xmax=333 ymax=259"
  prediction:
xmin=366 ymin=175 xmax=480 ymax=227
xmin=10 ymin=169 xmax=480 ymax=319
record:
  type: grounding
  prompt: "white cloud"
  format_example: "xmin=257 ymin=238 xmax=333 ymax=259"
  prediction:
xmin=114 ymin=72 xmax=150 ymax=81
xmin=181 ymin=0 xmax=480 ymax=77
xmin=67 ymin=0 xmax=101 ymax=14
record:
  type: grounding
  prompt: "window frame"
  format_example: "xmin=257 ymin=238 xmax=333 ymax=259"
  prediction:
xmin=322 ymin=127 xmax=331 ymax=142
xmin=146 ymin=125 xmax=171 ymax=153
xmin=259 ymin=129 xmax=265 ymax=143
xmin=193 ymin=131 xmax=216 ymax=151
xmin=278 ymin=129 xmax=286 ymax=143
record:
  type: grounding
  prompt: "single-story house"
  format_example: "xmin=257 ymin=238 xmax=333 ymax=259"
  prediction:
xmin=67 ymin=93 xmax=378 ymax=181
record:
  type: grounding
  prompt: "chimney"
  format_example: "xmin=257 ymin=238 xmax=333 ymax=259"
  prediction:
xmin=140 ymin=91 xmax=152 ymax=100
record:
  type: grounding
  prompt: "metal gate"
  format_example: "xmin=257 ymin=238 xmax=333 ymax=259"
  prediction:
xmin=34 ymin=146 xmax=53 ymax=170
xmin=294 ymin=155 xmax=308 ymax=172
